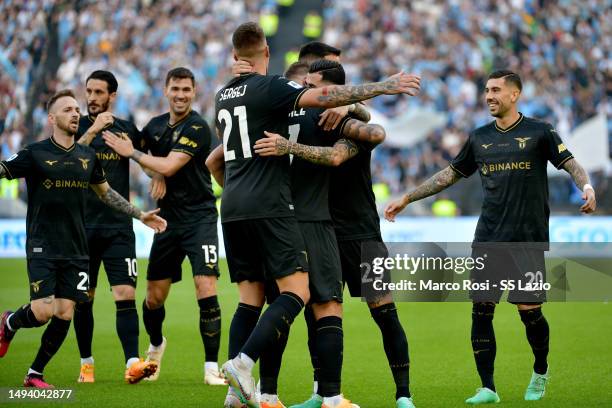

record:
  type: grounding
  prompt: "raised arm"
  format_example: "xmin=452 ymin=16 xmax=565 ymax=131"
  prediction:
xmin=102 ymin=130 xmax=190 ymax=177
xmin=90 ymin=181 xmax=166 ymax=232
xmin=384 ymin=166 xmax=461 ymax=221
xmin=298 ymin=72 xmax=420 ymax=108
xmin=77 ymin=112 xmax=114 ymax=146
xmin=562 ymin=158 xmax=596 ymax=213
xmin=254 ymin=131 xmax=358 ymax=167
xmin=206 ymin=144 xmax=225 ymax=187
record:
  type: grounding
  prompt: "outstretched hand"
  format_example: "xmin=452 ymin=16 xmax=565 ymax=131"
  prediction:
xmin=383 ymin=71 xmax=421 ymax=96
xmin=102 ymin=130 xmax=135 ymax=157
xmin=254 ymin=131 xmax=290 ymax=156
xmin=140 ymin=208 xmax=167 ymax=233
xmin=384 ymin=196 xmax=409 ymax=222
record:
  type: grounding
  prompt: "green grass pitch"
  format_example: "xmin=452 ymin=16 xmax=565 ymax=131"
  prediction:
xmin=0 ymin=258 xmax=610 ymax=407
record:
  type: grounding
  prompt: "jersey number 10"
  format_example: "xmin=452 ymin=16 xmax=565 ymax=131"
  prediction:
xmin=218 ymin=106 xmax=251 ymax=161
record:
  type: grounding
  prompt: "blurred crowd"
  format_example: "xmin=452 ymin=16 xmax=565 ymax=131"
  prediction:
xmin=322 ymin=0 xmax=611 ymax=213
xmin=1 ymin=0 xmax=610 ymax=214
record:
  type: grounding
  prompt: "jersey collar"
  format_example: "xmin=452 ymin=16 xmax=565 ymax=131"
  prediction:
xmin=167 ymin=110 xmax=192 ymax=128
xmin=50 ymin=135 xmax=75 ymax=152
xmin=494 ymin=113 xmax=523 ymax=133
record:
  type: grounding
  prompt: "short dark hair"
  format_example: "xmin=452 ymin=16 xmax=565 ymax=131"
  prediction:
xmin=309 ymin=59 xmax=345 ymax=85
xmin=86 ymin=70 xmax=118 ymax=94
xmin=46 ymin=89 xmax=76 ymax=112
xmin=232 ymin=22 xmax=266 ymax=58
xmin=284 ymin=62 xmax=310 ymax=81
xmin=488 ymin=70 xmax=522 ymax=91
xmin=299 ymin=41 xmax=341 ymax=63
xmin=165 ymin=67 xmax=195 ymax=87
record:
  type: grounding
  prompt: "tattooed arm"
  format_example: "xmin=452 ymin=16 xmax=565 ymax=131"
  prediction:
xmin=351 ymin=103 xmax=371 ymax=123
xmin=254 ymin=131 xmax=359 ymax=167
xmin=318 ymin=103 xmax=372 ymax=131
xmin=562 ymin=158 xmax=596 ymax=213
xmin=90 ymin=182 xmax=167 ymax=232
xmin=298 ymin=72 xmax=421 ymax=108
xmin=384 ymin=166 xmax=461 ymax=221
xmin=341 ymin=119 xmax=385 ymax=145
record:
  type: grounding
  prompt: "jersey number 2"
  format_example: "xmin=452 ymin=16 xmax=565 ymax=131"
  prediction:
xmin=218 ymin=106 xmax=251 ymax=161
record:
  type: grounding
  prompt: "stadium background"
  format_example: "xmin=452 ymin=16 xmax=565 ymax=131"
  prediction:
xmin=0 ymin=0 xmax=610 ymax=407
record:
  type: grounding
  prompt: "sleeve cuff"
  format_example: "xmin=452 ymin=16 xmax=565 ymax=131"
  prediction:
xmin=556 ymin=155 xmax=573 ymax=169
xmin=293 ymin=88 xmax=308 ymax=112
xmin=449 ymin=163 xmax=468 ymax=178
xmin=0 ymin=162 xmax=14 ymax=179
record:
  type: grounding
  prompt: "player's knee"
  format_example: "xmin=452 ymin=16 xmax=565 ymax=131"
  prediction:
xmin=472 ymin=302 xmax=496 ymax=321
xmin=30 ymin=299 xmax=54 ymax=323
xmin=194 ymin=275 xmax=217 ymax=298
xmin=54 ymin=308 xmax=74 ymax=321
xmin=516 ymin=303 xmax=542 ymax=311
xmin=112 ymin=284 xmax=136 ymax=301
xmin=312 ymin=300 xmax=342 ymax=319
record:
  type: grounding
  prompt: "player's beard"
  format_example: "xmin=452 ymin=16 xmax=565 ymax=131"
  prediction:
xmin=88 ymin=99 xmax=109 ymax=117
xmin=57 ymin=117 xmax=78 ymax=136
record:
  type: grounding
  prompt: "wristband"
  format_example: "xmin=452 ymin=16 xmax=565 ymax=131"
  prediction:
xmin=583 ymin=184 xmax=594 ymax=192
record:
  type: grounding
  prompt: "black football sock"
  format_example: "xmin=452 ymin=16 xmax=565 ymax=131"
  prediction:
xmin=241 ymin=292 xmax=304 ymax=363
xmin=259 ymin=326 xmax=289 ymax=395
xmin=73 ymin=300 xmax=94 ymax=358
xmin=8 ymin=304 xmax=45 ymax=331
xmin=142 ymin=300 xmax=165 ymax=347
xmin=304 ymin=305 xmax=320 ymax=384
xmin=31 ymin=316 xmax=71 ymax=373
xmin=315 ymin=316 xmax=343 ymax=398
xmin=471 ymin=302 xmax=497 ymax=392
xmin=198 ymin=296 xmax=221 ymax=363
xmin=370 ymin=303 xmax=411 ymax=399
xmin=228 ymin=303 xmax=262 ymax=360
xmin=519 ymin=308 xmax=549 ymax=375
xmin=115 ymin=300 xmax=139 ymax=361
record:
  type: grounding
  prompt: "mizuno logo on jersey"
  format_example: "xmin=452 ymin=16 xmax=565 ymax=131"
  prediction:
xmin=178 ymin=137 xmax=198 ymax=148
xmin=45 ymin=160 xmax=58 ymax=166
xmin=191 ymin=125 xmax=203 ymax=130
xmin=481 ymin=144 xmax=493 ymax=149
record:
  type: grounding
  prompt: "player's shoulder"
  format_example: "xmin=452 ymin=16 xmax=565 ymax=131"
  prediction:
xmin=184 ymin=111 xmax=210 ymax=131
xmin=471 ymin=121 xmax=496 ymax=139
xmin=522 ymin=115 xmax=553 ymax=131
xmin=144 ymin=112 xmax=170 ymax=130
xmin=113 ymin=116 xmax=137 ymax=129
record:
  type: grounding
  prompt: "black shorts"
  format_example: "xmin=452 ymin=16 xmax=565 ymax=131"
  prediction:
xmin=27 ymin=258 xmax=90 ymax=302
xmin=223 ymin=217 xmax=308 ymax=283
xmin=338 ymin=235 xmax=389 ymax=302
xmin=299 ymin=221 xmax=343 ymax=304
xmin=147 ymin=222 xmax=219 ymax=283
xmin=470 ymin=246 xmax=547 ymax=304
xmin=86 ymin=228 xmax=137 ymax=289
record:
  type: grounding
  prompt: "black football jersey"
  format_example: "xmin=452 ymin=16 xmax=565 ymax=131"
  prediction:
xmin=141 ymin=110 xmax=217 ymax=226
xmin=215 ymin=73 xmax=307 ymax=222
xmin=76 ymin=115 xmax=141 ymax=228
xmin=450 ymin=113 xmax=573 ymax=244
xmin=289 ymin=107 xmax=349 ymax=221
xmin=0 ymin=137 xmax=106 ymax=259
xmin=329 ymin=141 xmax=381 ymax=241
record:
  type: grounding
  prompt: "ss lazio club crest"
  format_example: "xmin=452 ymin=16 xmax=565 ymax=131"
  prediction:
xmin=514 ymin=137 xmax=531 ymax=149
xmin=30 ymin=280 xmax=43 ymax=293
xmin=78 ymin=158 xmax=90 ymax=170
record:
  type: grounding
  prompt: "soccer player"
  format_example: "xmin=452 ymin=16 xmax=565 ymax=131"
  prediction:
xmin=102 ymin=67 xmax=224 ymax=385
xmin=252 ymin=59 xmax=395 ymax=408
xmin=384 ymin=71 xmax=596 ymax=404
xmin=72 ymin=70 xmax=159 ymax=384
xmin=0 ymin=89 xmax=166 ymax=388
xmin=214 ymin=22 xmax=419 ymax=408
